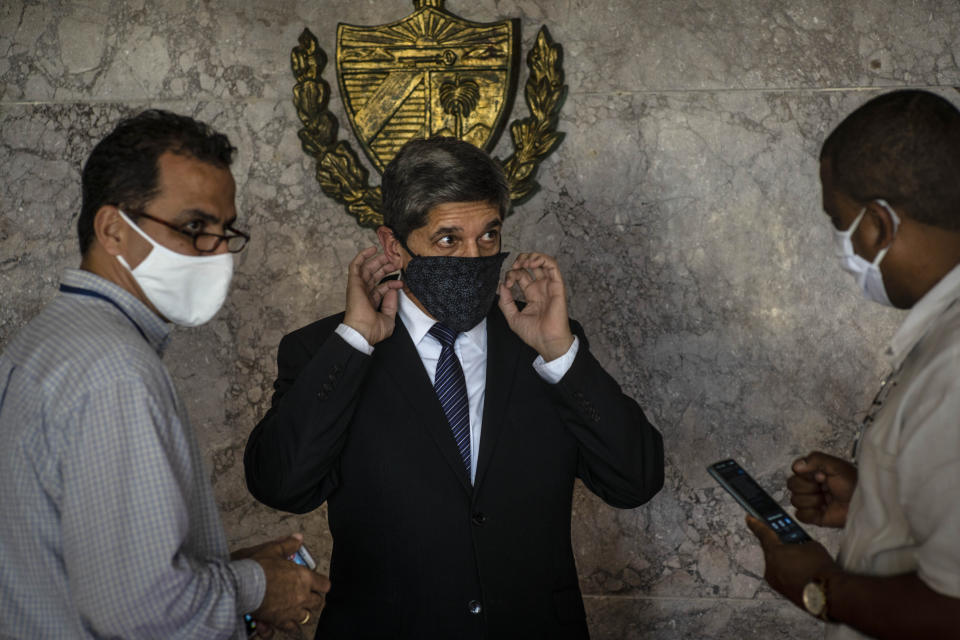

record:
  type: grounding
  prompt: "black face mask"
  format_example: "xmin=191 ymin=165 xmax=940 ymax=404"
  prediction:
xmin=396 ymin=234 xmax=508 ymax=332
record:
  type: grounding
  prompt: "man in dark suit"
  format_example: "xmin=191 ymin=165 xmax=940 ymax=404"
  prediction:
xmin=244 ymin=137 xmax=664 ymax=639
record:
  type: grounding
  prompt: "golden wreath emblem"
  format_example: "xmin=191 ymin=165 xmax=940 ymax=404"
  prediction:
xmin=291 ymin=0 xmax=567 ymax=227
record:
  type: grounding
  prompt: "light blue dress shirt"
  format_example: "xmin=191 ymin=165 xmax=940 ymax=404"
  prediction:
xmin=0 ymin=269 xmax=264 ymax=639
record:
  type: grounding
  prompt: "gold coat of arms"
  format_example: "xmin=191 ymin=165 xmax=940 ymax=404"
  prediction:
xmin=292 ymin=0 xmax=566 ymax=228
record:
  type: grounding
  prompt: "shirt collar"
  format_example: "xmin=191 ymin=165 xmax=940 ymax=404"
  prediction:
xmin=887 ymin=262 xmax=960 ymax=369
xmin=60 ymin=268 xmax=172 ymax=355
xmin=397 ymin=290 xmax=486 ymax=349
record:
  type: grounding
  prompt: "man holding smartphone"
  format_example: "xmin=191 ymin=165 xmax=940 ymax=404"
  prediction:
xmin=0 ymin=110 xmax=329 ymax=637
xmin=747 ymin=90 xmax=960 ymax=638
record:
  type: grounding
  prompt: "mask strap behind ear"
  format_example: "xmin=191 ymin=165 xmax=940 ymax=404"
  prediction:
xmin=872 ymin=199 xmax=901 ymax=261
xmin=117 ymin=209 xmax=158 ymax=246
xmin=390 ymin=226 xmax=420 ymax=259
xmin=873 ymin=199 xmax=901 ymax=235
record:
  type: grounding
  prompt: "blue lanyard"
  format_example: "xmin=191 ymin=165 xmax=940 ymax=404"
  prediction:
xmin=58 ymin=283 xmax=149 ymax=343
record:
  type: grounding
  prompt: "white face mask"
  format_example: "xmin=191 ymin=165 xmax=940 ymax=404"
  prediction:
xmin=116 ymin=210 xmax=234 ymax=327
xmin=832 ymin=198 xmax=901 ymax=306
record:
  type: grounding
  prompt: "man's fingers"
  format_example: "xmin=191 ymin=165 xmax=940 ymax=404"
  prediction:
xmin=791 ymin=457 xmax=824 ymax=481
xmin=348 ymin=247 xmax=381 ymax=289
xmin=498 ymin=282 xmax=518 ymax=318
xmin=503 ymin=255 xmax=565 ymax=306
xmin=303 ymin=591 xmax=325 ymax=610
xmin=510 ymin=252 xmax=532 ymax=269
xmin=786 ymin=474 xmax=821 ymax=494
xmin=793 ymin=508 xmax=824 ymax=525
xmin=277 ymin=620 xmax=298 ymax=634
xmin=361 ymin=253 xmax=398 ymax=285
xmin=310 ymin=573 xmax=332 ymax=593
xmin=745 ymin=515 xmax=780 ymax=549
xmin=541 ymin=261 xmax=564 ymax=282
xmin=794 ymin=451 xmax=847 ymax=477
xmin=511 ymin=252 xmax=555 ymax=270
xmin=379 ymin=286 xmax=399 ymax=319
xmin=370 ymin=265 xmax=398 ymax=289
xmin=506 ymin=269 xmax=535 ymax=292
xmin=352 ymin=246 xmax=397 ymax=288
xmin=790 ymin=493 xmax=824 ymax=510
xmin=371 ymin=279 xmax=401 ymax=306
xmin=276 ymin=535 xmax=303 ymax=557
xmin=350 ymin=246 xmax=379 ymax=271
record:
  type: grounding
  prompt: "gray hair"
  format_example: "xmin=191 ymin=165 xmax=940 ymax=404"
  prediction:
xmin=381 ymin=137 xmax=510 ymax=241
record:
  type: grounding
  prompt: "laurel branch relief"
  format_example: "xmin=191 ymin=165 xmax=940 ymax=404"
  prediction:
xmin=291 ymin=27 xmax=566 ymax=228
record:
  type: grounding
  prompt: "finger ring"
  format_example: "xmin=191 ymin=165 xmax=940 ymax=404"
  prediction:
xmin=300 ymin=611 xmax=311 ymax=625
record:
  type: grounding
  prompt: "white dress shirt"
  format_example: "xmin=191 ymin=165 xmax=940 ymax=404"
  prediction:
xmin=335 ymin=290 xmax=579 ymax=483
xmin=828 ymin=263 xmax=960 ymax=639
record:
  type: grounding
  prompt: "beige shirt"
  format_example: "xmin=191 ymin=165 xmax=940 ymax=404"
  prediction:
xmin=828 ymin=264 xmax=960 ymax=639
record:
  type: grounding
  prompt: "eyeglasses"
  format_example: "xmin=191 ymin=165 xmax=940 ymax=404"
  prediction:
xmin=126 ymin=209 xmax=250 ymax=253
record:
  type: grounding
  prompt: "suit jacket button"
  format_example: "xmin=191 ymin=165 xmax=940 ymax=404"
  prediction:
xmin=471 ymin=512 xmax=486 ymax=526
xmin=468 ymin=599 xmax=482 ymax=615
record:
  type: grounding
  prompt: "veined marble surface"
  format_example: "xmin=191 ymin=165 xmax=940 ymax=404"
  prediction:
xmin=2 ymin=1 xmax=956 ymax=637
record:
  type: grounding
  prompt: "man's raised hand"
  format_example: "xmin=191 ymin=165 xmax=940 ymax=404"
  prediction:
xmin=342 ymin=246 xmax=404 ymax=346
xmin=498 ymin=252 xmax=574 ymax=362
xmin=788 ymin=451 xmax=858 ymax=529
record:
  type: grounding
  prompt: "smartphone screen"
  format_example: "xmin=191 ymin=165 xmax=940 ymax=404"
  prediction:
xmin=290 ymin=544 xmax=316 ymax=570
xmin=243 ymin=613 xmax=257 ymax=637
xmin=708 ymin=458 xmax=812 ymax=544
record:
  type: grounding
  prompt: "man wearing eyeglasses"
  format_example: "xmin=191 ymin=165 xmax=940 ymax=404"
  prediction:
xmin=0 ymin=110 xmax=328 ymax=638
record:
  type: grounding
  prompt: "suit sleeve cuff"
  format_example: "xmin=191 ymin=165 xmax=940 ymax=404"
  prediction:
xmin=533 ymin=336 xmax=580 ymax=384
xmin=231 ymin=558 xmax=267 ymax=615
xmin=335 ymin=323 xmax=374 ymax=356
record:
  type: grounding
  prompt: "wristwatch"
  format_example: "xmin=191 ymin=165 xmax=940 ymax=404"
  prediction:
xmin=802 ymin=578 xmax=829 ymax=620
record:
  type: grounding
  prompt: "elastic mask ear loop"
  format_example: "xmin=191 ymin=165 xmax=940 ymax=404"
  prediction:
xmin=871 ymin=199 xmax=901 ymax=266
xmin=389 ymin=227 xmax=413 ymax=283
xmin=390 ymin=227 xmax=420 ymax=259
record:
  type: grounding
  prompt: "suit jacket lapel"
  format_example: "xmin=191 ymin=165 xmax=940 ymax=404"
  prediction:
xmin=474 ymin=306 xmax=521 ymax=492
xmin=377 ymin=318 xmax=473 ymax=494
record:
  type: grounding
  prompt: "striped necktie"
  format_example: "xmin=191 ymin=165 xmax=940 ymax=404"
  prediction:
xmin=428 ymin=323 xmax=471 ymax=476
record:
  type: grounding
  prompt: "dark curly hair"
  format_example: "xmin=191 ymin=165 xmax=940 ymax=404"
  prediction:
xmin=78 ymin=109 xmax=236 ymax=254
xmin=821 ymin=90 xmax=960 ymax=230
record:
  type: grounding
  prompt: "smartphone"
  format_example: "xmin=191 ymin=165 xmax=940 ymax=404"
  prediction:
xmin=243 ymin=614 xmax=258 ymax=637
xmin=289 ymin=544 xmax=317 ymax=570
xmin=707 ymin=458 xmax=812 ymax=544
xmin=244 ymin=544 xmax=317 ymax=636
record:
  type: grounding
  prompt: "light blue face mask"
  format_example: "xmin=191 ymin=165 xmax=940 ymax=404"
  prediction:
xmin=832 ymin=199 xmax=901 ymax=306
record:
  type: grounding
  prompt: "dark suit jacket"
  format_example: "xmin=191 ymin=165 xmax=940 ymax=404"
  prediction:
xmin=244 ymin=304 xmax=664 ymax=639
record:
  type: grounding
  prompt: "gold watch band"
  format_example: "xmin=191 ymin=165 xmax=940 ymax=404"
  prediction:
xmin=816 ymin=577 xmax=830 ymax=621
xmin=803 ymin=577 xmax=831 ymax=621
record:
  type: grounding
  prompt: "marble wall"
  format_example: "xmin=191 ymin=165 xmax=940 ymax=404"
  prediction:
xmin=2 ymin=1 xmax=958 ymax=638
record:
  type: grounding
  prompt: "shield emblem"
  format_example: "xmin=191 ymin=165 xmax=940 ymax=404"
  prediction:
xmin=336 ymin=4 xmax=519 ymax=172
